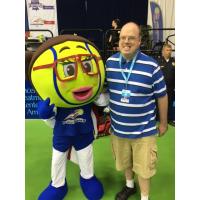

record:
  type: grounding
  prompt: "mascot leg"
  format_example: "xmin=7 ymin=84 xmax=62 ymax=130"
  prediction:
xmin=77 ymin=144 xmax=104 ymax=200
xmin=38 ymin=148 xmax=68 ymax=200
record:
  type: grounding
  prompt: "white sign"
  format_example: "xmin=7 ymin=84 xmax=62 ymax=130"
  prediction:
xmin=26 ymin=0 xmax=58 ymax=38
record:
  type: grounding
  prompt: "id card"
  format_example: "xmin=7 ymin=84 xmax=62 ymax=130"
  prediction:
xmin=121 ymin=97 xmax=129 ymax=103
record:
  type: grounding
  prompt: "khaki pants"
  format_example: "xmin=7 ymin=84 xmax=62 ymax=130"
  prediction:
xmin=111 ymin=133 xmax=158 ymax=179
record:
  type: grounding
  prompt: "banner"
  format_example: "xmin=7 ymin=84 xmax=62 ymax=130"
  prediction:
xmin=25 ymin=80 xmax=41 ymax=119
xmin=147 ymin=0 xmax=175 ymax=47
xmin=150 ymin=2 xmax=163 ymax=43
xmin=26 ymin=0 xmax=58 ymax=38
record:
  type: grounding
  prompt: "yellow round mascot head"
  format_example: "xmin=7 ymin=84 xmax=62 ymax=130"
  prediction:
xmin=28 ymin=35 xmax=105 ymax=108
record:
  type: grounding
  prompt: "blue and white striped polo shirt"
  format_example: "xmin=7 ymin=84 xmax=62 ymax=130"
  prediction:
xmin=106 ymin=51 xmax=167 ymax=138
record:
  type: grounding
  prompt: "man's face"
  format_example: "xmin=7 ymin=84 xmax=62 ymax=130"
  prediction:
xmin=162 ymin=47 xmax=172 ymax=59
xmin=119 ymin=24 xmax=141 ymax=60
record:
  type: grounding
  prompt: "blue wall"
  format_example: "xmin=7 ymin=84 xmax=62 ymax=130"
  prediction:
xmin=56 ymin=0 xmax=148 ymax=32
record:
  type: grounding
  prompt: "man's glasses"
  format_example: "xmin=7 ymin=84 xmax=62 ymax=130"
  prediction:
xmin=119 ymin=36 xmax=139 ymax=42
xmin=33 ymin=54 xmax=102 ymax=82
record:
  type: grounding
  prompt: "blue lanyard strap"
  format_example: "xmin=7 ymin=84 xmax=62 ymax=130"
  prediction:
xmin=119 ymin=51 xmax=139 ymax=86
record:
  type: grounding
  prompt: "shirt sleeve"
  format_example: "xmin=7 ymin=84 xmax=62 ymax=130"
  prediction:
xmin=152 ymin=66 xmax=167 ymax=98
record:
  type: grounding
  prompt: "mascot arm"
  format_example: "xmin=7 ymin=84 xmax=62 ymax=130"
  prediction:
xmin=91 ymin=110 xmax=98 ymax=138
xmin=42 ymin=106 xmax=57 ymax=128
xmin=43 ymin=117 xmax=55 ymax=128
xmin=43 ymin=107 xmax=57 ymax=128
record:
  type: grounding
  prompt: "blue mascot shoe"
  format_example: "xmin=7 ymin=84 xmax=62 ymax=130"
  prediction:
xmin=80 ymin=175 xmax=104 ymax=200
xmin=38 ymin=181 xmax=68 ymax=200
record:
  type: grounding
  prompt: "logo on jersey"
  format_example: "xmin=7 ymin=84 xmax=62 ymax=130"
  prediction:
xmin=62 ymin=109 xmax=86 ymax=124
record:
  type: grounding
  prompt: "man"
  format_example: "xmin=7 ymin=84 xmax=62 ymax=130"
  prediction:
xmin=106 ymin=22 xmax=168 ymax=200
xmin=157 ymin=44 xmax=175 ymax=123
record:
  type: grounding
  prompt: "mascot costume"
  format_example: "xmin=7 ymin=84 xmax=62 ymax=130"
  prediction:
xmin=28 ymin=35 xmax=105 ymax=200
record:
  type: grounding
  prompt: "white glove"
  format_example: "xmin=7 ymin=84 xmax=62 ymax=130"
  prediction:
xmin=43 ymin=107 xmax=57 ymax=128
xmin=94 ymin=93 xmax=110 ymax=107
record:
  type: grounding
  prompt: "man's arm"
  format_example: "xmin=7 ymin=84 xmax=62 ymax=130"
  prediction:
xmin=157 ymin=94 xmax=168 ymax=136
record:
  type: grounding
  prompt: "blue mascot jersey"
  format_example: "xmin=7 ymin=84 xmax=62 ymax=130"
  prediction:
xmin=54 ymin=104 xmax=94 ymax=136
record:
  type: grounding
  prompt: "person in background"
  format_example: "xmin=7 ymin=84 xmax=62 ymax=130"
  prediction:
xmin=157 ymin=43 xmax=175 ymax=124
xmin=107 ymin=18 xmax=121 ymax=51
xmin=106 ymin=22 xmax=168 ymax=200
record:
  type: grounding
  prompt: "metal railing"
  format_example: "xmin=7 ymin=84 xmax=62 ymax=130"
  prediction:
xmin=25 ymin=29 xmax=54 ymax=38
xmin=25 ymin=29 xmax=54 ymax=52
xmin=25 ymin=28 xmax=175 ymax=60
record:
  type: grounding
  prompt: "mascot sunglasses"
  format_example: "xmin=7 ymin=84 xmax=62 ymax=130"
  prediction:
xmin=33 ymin=54 xmax=102 ymax=82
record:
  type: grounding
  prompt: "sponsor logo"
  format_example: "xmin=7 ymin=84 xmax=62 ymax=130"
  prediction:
xmin=28 ymin=0 xmax=54 ymax=11
xmin=30 ymin=18 xmax=55 ymax=25
xmin=62 ymin=109 xmax=86 ymax=125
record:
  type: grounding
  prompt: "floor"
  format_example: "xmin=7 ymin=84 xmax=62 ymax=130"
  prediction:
xmin=25 ymin=120 xmax=175 ymax=200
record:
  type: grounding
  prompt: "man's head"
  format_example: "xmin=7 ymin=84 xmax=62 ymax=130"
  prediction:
xmin=162 ymin=43 xmax=172 ymax=60
xmin=119 ymin=22 xmax=141 ymax=60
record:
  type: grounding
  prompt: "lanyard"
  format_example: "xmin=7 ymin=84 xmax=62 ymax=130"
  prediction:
xmin=119 ymin=51 xmax=139 ymax=88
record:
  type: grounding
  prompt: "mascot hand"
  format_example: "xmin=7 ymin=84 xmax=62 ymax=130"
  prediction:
xmin=103 ymin=106 xmax=110 ymax=113
xmin=38 ymin=98 xmax=55 ymax=119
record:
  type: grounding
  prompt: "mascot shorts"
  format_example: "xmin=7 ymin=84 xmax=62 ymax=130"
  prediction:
xmin=53 ymin=132 xmax=94 ymax=152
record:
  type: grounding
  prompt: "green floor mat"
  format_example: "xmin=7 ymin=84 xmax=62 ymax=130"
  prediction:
xmin=25 ymin=120 xmax=175 ymax=200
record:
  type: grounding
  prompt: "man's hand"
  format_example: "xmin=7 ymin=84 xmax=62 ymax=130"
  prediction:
xmin=157 ymin=123 xmax=168 ymax=137
xmin=157 ymin=95 xmax=168 ymax=137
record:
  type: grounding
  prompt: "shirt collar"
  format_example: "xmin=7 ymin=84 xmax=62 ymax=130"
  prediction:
xmin=121 ymin=50 xmax=140 ymax=64
xmin=121 ymin=56 xmax=128 ymax=64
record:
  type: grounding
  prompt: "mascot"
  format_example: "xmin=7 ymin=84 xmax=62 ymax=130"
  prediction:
xmin=28 ymin=35 xmax=105 ymax=200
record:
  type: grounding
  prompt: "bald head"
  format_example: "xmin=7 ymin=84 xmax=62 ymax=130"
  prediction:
xmin=119 ymin=22 xmax=141 ymax=60
xmin=120 ymin=22 xmax=141 ymax=38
